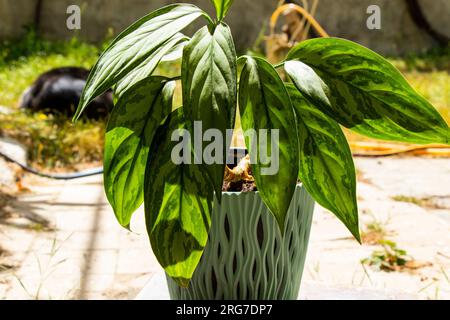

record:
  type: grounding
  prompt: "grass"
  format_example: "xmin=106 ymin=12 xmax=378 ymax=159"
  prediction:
xmin=392 ymin=195 xmax=428 ymax=206
xmin=0 ymin=112 xmax=104 ymax=169
xmin=391 ymin=195 xmax=446 ymax=209
xmin=362 ymin=239 xmax=432 ymax=273
xmin=0 ymin=29 xmax=106 ymax=169
xmin=12 ymin=235 xmax=74 ymax=300
xmin=361 ymin=240 xmax=412 ymax=272
xmin=361 ymin=218 xmax=389 ymax=245
xmin=0 ymin=28 xmax=103 ymax=108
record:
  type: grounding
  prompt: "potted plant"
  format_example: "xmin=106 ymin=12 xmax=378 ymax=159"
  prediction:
xmin=74 ymin=1 xmax=450 ymax=300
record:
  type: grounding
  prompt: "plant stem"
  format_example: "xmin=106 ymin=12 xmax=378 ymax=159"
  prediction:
xmin=274 ymin=62 xmax=285 ymax=69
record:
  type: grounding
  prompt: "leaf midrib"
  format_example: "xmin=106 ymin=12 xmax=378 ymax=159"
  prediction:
xmin=295 ymin=97 xmax=356 ymax=223
xmin=251 ymin=59 xmax=274 ymax=133
xmin=120 ymin=83 xmax=168 ymax=215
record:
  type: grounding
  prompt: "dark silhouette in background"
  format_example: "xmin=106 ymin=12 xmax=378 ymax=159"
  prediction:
xmin=405 ymin=0 xmax=449 ymax=46
xmin=284 ymin=0 xmax=449 ymax=46
xmin=19 ymin=67 xmax=113 ymax=120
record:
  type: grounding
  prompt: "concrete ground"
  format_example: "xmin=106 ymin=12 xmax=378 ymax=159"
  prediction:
xmin=305 ymin=157 xmax=450 ymax=300
xmin=0 ymin=157 xmax=449 ymax=300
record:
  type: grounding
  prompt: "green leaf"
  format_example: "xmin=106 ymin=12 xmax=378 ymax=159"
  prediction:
xmin=286 ymin=38 xmax=450 ymax=145
xmin=284 ymin=60 xmax=331 ymax=113
xmin=182 ymin=23 xmax=237 ymax=199
xmin=238 ymin=56 xmax=299 ymax=231
xmin=210 ymin=0 xmax=234 ymax=21
xmin=160 ymin=38 xmax=189 ymax=62
xmin=144 ymin=108 xmax=214 ymax=287
xmin=115 ymin=33 xmax=188 ymax=98
xmin=286 ymin=84 xmax=360 ymax=242
xmin=104 ymin=77 xmax=175 ymax=229
xmin=74 ymin=4 xmax=206 ymax=120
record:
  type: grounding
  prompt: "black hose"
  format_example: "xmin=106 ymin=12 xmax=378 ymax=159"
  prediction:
xmin=0 ymin=150 xmax=103 ymax=180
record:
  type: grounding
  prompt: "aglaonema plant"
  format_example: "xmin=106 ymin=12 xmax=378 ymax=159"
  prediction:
xmin=73 ymin=1 xmax=450 ymax=287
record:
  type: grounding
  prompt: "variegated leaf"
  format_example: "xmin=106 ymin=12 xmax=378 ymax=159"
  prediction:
xmin=239 ymin=56 xmax=299 ymax=231
xmin=74 ymin=4 xmax=206 ymax=120
xmin=286 ymin=38 xmax=450 ymax=144
xmin=144 ymin=108 xmax=213 ymax=287
xmin=104 ymin=77 xmax=175 ymax=228
xmin=160 ymin=39 xmax=189 ymax=62
xmin=286 ymin=84 xmax=360 ymax=242
xmin=182 ymin=23 xmax=237 ymax=199
xmin=115 ymin=33 xmax=188 ymax=98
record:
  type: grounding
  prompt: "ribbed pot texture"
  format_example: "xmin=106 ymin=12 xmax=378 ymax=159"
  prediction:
xmin=166 ymin=184 xmax=315 ymax=300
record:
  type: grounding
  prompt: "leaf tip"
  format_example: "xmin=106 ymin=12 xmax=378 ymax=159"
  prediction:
xmin=72 ymin=101 xmax=85 ymax=123
xmin=215 ymin=190 xmax=222 ymax=204
xmin=350 ymin=226 xmax=362 ymax=244
xmin=71 ymin=112 xmax=80 ymax=123
xmin=274 ymin=214 xmax=286 ymax=236
xmin=174 ymin=277 xmax=191 ymax=288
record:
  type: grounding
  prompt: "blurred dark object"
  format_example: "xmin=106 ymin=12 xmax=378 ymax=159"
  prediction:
xmin=19 ymin=67 xmax=113 ymax=119
xmin=34 ymin=0 xmax=43 ymax=32
xmin=405 ymin=0 xmax=449 ymax=47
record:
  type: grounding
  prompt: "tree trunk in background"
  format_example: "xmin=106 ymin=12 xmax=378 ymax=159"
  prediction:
xmin=34 ymin=0 xmax=43 ymax=32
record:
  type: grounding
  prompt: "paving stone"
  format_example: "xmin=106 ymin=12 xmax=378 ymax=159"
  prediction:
xmin=80 ymin=249 xmax=119 ymax=275
xmin=0 ymin=138 xmax=27 ymax=191
xmin=136 ymin=273 xmax=418 ymax=300
xmin=79 ymin=274 xmax=115 ymax=292
xmin=1 ymin=157 xmax=450 ymax=300
xmin=116 ymin=248 xmax=158 ymax=275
